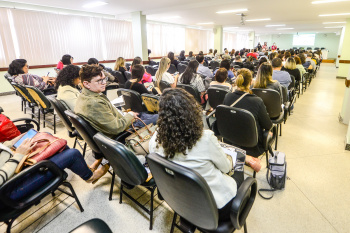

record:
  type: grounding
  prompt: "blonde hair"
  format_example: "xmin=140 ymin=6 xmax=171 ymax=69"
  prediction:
xmin=114 ymin=57 xmax=125 ymax=71
xmin=254 ymin=62 xmax=275 ymax=88
xmin=284 ymin=57 xmax=296 ymax=70
xmin=155 ymin=57 xmax=171 ymax=87
xmin=236 ymin=68 xmax=253 ymax=94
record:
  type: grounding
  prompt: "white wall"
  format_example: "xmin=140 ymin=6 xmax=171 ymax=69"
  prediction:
xmin=259 ymin=33 xmax=341 ymax=59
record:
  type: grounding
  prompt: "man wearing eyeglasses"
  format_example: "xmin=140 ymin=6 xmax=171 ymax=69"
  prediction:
xmin=75 ymin=64 xmax=138 ymax=139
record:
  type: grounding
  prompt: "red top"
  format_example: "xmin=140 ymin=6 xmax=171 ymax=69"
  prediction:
xmin=246 ymin=53 xmax=258 ymax=59
xmin=271 ymin=45 xmax=277 ymax=50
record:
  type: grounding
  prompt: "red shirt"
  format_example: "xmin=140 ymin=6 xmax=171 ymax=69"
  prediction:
xmin=246 ymin=53 xmax=258 ymax=59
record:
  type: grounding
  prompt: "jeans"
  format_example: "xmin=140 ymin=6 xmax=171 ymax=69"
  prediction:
xmin=133 ymin=112 xmax=158 ymax=127
xmin=3 ymin=148 xmax=92 ymax=204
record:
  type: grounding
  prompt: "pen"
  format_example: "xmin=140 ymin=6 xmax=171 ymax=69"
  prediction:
xmin=47 ymin=72 xmax=50 ymax=76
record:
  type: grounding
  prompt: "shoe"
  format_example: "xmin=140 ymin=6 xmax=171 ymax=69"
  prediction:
xmin=86 ymin=164 xmax=110 ymax=184
xmin=247 ymin=157 xmax=261 ymax=173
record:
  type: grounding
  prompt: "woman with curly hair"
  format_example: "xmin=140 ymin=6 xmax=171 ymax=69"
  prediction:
xmin=149 ymin=88 xmax=246 ymax=222
xmin=56 ymin=65 xmax=81 ymax=110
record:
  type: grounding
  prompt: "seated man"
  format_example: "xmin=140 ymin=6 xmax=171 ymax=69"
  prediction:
xmin=271 ymin=58 xmax=292 ymax=88
xmin=75 ymin=64 xmax=137 ymax=139
xmin=246 ymin=49 xmax=258 ymax=60
xmin=233 ymin=55 xmax=244 ymax=68
xmin=196 ymin=55 xmax=214 ymax=79
xmin=213 ymin=59 xmax=235 ymax=81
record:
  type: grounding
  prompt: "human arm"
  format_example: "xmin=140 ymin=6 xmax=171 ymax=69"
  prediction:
xmin=207 ymin=132 xmax=233 ymax=173
xmin=171 ymin=74 xmax=179 ymax=88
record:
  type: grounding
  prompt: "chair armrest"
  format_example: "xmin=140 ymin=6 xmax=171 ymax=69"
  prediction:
xmin=0 ymin=160 xmax=65 ymax=209
xmin=230 ymin=177 xmax=257 ymax=230
xmin=205 ymin=110 xmax=216 ymax=129
xmin=263 ymin=125 xmax=277 ymax=150
xmin=12 ymin=118 xmax=40 ymax=131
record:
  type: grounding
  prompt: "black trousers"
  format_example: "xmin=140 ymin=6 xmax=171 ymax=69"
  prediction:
xmin=218 ymin=171 xmax=245 ymax=222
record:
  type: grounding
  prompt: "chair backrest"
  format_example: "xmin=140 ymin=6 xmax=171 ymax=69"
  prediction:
xmin=125 ymin=63 xmax=131 ymax=71
xmin=146 ymin=66 xmax=157 ymax=76
xmin=149 ymin=60 xmax=159 ymax=66
xmin=141 ymin=94 xmax=159 ymax=113
xmin=114 ymin=71 xmax=127 ymax=87
xmin=47 ymin=96 xmax=75 ymax=133
xmin=180 ymin=61 xmax=189 ymax=65
xmin=93 ymin=132 xmax=148 ymax=185
xmin=125 ymin=71 xmax=131 ymax=80
xmin=159 ymin=80 xmax=171 ymax=93
xmin=176 ymin=84 xmax=201 ymax=103
xmin=65 ymin=110 xmax=101 ymax=153
xmin=146 ymin=153 xmax=219 ymax=230
xmin=177 ymin=63 xmax=187 ymax=74
xmin=209 ymin=61 xmax=220 ymax=71
xmin=281 ymin=85 xmax=289 ymax=104
xmin=251 ymin=88 xmax=282 ymax=119
xmin=216 ymin=105 xmax=258 ymax=147
xmin=11 ymin=83 xmax=36 ymax=104
xmin=25 ymin=86 xmax=52 ymax=110
xmin=167 ymin=64 xmax=177 ymax=74
xmin=207 ymin=87 xmax=229 ymax=109
xmin=117 ymin=88 xmax=146 ymax=112
xmin=288 ymin=75 xmax=295 ymax=90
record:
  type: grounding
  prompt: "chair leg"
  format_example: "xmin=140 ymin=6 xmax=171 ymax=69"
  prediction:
xmin=275 ymin=126 xmax=278 ymax=150
xmin=5 ymin=218 xmax=16 ymax=233
xmin=119 ymin=183 xmax=123 ymax=204
xmin=73 ymin=137 xmax=77 ymax=148
xmin=280 ymin=123 xmax=282 ymax=136
xmin=149 ymin=187 xmax=155 ymax=230
xmin=62 ymin=182 xmax=84 ymax=212
xmin=109 ymin=171 xmax=115 ymax=201
xmin=170 ymin=213 xmax=177 ymax=233
xmin=38 ymin=108 xmax=41 ymax=126
xmin=43 ymin=112 xmax=46 ymax=128
xmin=82 ymin=143 xmax=87 ymax=157
xmin=244 ymin=223 xmax=248 ymax=233
xmin=266 ymin=150 xmax=269 ymax=168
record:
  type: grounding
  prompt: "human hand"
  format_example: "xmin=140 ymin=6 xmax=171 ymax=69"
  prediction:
xmin=42 ymin=76 xmax=50 ymax=83
xmin=16 ymin=138 xmax=37 ymax=155
xmin=10 ymin=134 xmax=24 ymax=147
xmin=129 ymin=111 xmax=139 ymax=118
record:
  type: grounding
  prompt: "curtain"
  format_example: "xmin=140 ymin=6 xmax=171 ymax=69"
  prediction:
xmin=0 ymin=8 xmax=134 ymax=66
xmin=185 ymin=28 xmax=214 ymax=54
xmin=236 ymin=33 xmax=250 ymax=50
xmin=147 ymin=23 xmax=185 ymax=57
xmin=0 ymin=8 xmax=17 ymax=67
xmin=223 ymin=32 xmax=237 ymax=51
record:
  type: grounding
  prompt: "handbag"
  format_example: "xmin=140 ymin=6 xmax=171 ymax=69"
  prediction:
xmin=125 ymin=118 xmax=157 ymax=155
xmin=0 ymin=114 xmax=21 ymax=143
xmin=258 ymin=151 xmax=287 ymax=200
xmin=15 ymin=132 xmax=67 ymax=173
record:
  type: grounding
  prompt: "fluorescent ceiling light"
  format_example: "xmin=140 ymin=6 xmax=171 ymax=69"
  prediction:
xmin=265 ymin=24 xmax=286 ymax=27
xmin=82 ymin=1 xmax=108 ymax=8
xmin=224 ymin=27 xmax=239 ymax=29
xmin=312 ymin=0 xmax=349 ymax=4
xmin=163 ymin=16 xmax=181 ymax=19
xmin=319 ymin=13 xmax=350 ymax=16
xmin=216 ymin=8 xmax=248 ymax=14
xmin=245 ymin=18 xmax=271 ymax=22
xmin=323 ymin=21 xmax=346 ymax=24
xmin=197 ymin=22 xmax=214 ymax=25
xmin=324 ymin=26 xmax=344 ymax=28
xmin=277 ymin=28 xmax=294 ymax=30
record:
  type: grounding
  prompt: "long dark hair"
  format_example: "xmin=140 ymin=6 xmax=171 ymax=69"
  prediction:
xmin=168 ymin=52 xmax=175 ymax=62
xmin=131 ymin=56 xmax=142 ymax=67
xmin=156 ymin=88 xmax=203 ymax=158
xmin=180 ymin=60 xmax=199 ymax=84
xmin=8 ymin=59 xmax=27 ymax=76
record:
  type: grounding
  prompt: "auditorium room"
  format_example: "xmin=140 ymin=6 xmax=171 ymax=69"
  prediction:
xmin=1 ymin=0 xmax=350 ymax=232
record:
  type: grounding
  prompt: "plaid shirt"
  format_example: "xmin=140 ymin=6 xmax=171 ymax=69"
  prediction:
xmin=13 ymin=73 xmax=46 ymax=90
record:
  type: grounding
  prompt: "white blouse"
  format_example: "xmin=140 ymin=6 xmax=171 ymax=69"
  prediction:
xmin=149 ymin=130 xmax=237 ymax=208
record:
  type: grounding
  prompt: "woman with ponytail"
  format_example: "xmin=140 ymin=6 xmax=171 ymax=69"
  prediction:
xmin=223 ymin=68 xmax=273 ymax=169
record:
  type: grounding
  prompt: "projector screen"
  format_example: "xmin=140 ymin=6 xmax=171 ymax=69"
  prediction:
xmin=293 ymin=34 xmax=316 ymax=46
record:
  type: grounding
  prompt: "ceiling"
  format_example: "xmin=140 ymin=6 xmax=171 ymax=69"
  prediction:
xmin=2 ymin=0 xmax=350 ymax=34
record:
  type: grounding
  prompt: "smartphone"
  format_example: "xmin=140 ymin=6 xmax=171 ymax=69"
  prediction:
xmin=13 ymin=129 xmax=38 ymax=149
xmin=147 ymin=85 xmax=154 ymax=90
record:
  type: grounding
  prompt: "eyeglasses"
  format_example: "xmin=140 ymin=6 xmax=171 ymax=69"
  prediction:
xmin=96 ymin=77 xmax=107 ymax=84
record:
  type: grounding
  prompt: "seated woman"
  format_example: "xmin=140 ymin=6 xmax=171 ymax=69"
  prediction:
xmin=114 ymin=57 xmax=128 ymax=81
xmin=56 ymin=54 xmax=73 ymax=71
xmin=213 ymin=59 xmax=235 ymax=81
xmin=149 ymin=88 xmax=257 ymax=222
xmin=281 ymin=57 xmax=301 ymax=84
xmin=178 ymin=60 xmax=206 ymax=96
xmin=187 ymin=51 xmax=196 ymax=61
xmin=224 ymin=68 xmax=273 ymax=159
xmin=207 ymin=49 xmax=214 ymax=58
xmin=299 ymin=54 xmax=312 ymax=70
xmin=243 ymin=56 xmax=255 ymax=72
xmin=0 ymin=133 xmax=109 ymax=208
xmin=155 ymin=57 xmax=179 ymax=90
xmin=55 ymin=65 xmax=81 ymax=110
xmin=130 ymin=57 xmax=152 ymax=83
xmin=8 ymin=59 xmax=50 ymax=91
xmin=178 ymin=50 xmax=186 ymax=62
xmin=210 ymin=68 xmax=233 ymax=92
xmin=168 ymin=51 xmax=179 ymax=69
xmin=253 ymin=62 xmax=283 ymax=102
xmin=294 ymin=56 xmax=306 ymax=78
xmin=125 ymin=64 xmax=152 ymax=95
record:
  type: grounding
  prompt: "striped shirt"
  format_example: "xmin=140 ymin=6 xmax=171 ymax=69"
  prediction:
xmin=12 ymin=73 xmax=47 ymax=90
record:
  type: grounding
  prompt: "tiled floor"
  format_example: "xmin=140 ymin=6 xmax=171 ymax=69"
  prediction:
xmin=0 ymin=63 xmax=349 ymax=233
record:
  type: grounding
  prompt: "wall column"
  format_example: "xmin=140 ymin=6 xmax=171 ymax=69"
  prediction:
xmin=337 ymin=18 xmax=350 ymax=78
xmin=248 ymin=31 xmax=255 ymax=49
xmin=214 ymin=25 xmax=223 ymax=53
xmin=132 ymin=11 xmax=148 ymax=61
xmin=336 ymin=27 xmax=346 ymax=68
